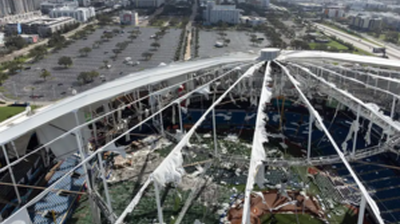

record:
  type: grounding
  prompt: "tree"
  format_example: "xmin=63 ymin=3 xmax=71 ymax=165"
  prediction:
xmin=7 ymin=61 xmax=22 ymax=74
xmin=77 ymin=72 xmax=90 ymax=84
xmin=79 ymin=47 xmax=92 ymax=57
xmin=48 ymin=34 xmax=66 ymax=48
xmin=5 ymin=35 xmax=27 ymax=50
xmin=250 ymin=34 xmax=258 ymax=46
xmin=29 ymin=45 xmax=47 ymax=61
xmin=141 ymin=52 xmax=153 ymax=60
xmin=223 ymin=38 xmax=230 ymax=46
xmin=103 ymin=60 xmax=109 ymax=67
xmin=97 ymin=14 xmax=112 ymax=26
xmin=77 ymin=70 xmax=99 ymax=84
xmin=151 ymin=42 xmax=161 ymax=49
xmin=0 ymin=72 xmax=8 ymax=85
xmin=88 ymin=70 xmax=99 ymax=80
xmin=58 ymin=56 xmax=73 ymax=68
xmin=128 ymin=34 xmax=137 ymax=43
xmin=103 ymin=32 xmax=113 ymax=40
xmin=385 ymin=31 xmax=399 ymax=44
xmin=40 ymin=69 xmax=51 ymax=81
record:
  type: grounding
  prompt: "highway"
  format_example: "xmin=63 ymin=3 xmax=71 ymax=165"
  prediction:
xmin=314 ymin=23 xmax=400 ymax=61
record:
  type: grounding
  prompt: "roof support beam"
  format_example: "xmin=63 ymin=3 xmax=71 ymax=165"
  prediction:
xmin=308 ymin=63 xmax=400 ymax=101
xmin=0 ymin=63 xmax=252 ymax=175
xmin=242 ymin=61 xmax=271 ymax=224
xmin=277 ymin=60 xmax=384 ymax=224
xmin=289 ymin=63 xmax=400 ymax=134
xmin=117 ymin=62 xmax=262 ymax=224
xmin=1 ymin=62 xmax=254 ymax=224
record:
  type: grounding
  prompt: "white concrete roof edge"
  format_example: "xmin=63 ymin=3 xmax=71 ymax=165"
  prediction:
xmin=279 ymin=51 xmax=400 ymax=69
xmin=0 ymin=53 xmax=256 ymax=145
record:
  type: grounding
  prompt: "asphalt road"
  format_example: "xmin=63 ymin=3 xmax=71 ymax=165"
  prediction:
xmin=3 ymin=27 xmax=181 ymax=101
xmin=197 ymin=31 xmax=268 ymax=58
xmin=315 ymin=23 xmax=400 ymax=60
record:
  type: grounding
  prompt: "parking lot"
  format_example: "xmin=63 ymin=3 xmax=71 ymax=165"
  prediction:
xmin=197 ymin=30 xmax=269 ymax=58
xmin=3 ymin=27 xmax=182 ymax=101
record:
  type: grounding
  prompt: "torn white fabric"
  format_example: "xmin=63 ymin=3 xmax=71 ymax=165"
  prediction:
xmin=229 ymin=92 xmax=237 ymax=106
xmin=172 ymin=105 xmax=176 ymax=125
xmin=252 ymin=191 xmax=267 ymax=205
xmin=153 ymin=62 xmax=263 ymax=189
xmin=242 ymin=62 xmax=272 ymax=224
xmin=365 ymin=121 xmax=373 ymax=146
xmin=341 ymin=118 xmax=359 ymax=153
xmin=195 ymin=84 xmax=211 ymax=100
xmin=152 ymin=149 xmax=185 ymax=187
xmin=104 ymin=142 xmax=127 ymax=158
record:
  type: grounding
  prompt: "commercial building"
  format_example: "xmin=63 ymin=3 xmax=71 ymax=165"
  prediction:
xmin=0 ymin=11 xmax=42 ymax=26
xmin=203 ymin=1 xmax=240 ymax=25
xmin=78 ymin=0 xmax=91 ymax=7
xmin=240 ymin=16 xmax=266 ymax=26
xmin=349 ymin=14 xmax=382 ymax=31
xmin=131 ymin=0 xmax=164 ymax=8
xmin=20 ymin=34 xmax=39 ymax=43
xmin=5 ymin=16 xmax=77 ymax=37
xmin=40 ymin=0 xmax=79 ymax=14
xmin=323 ymin=6 xmax=345 ymax=19
xmin=350 ymin=0 xmax=387 ymax=11
xmin=295 ymin=3 xmax=323 ymax=12
xmin=50 ymin=6 xmax=96 ymax=22
xmin=120 ymin=10 xmax=139 ymax=25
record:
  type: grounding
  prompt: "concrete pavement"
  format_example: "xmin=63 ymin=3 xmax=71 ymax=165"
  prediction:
xmin=314 ymin=23 xmax=400 ymax=61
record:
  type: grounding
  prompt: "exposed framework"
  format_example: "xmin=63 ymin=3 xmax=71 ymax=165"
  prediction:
xmin=1 ymin=50 xmax=400 ymax=224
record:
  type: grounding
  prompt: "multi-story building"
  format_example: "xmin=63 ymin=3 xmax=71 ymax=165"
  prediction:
xmin=203 ymin=1 xmax=240 ymax=25
xmin=78 ymin=0 xmax=91 ymax=7
xmin=120 ymin=10 xmax=139 ymax=25
xmin=0 ymin=0 xmax=42 ymax=16
xmin=40 ymin=0 xmax=79 ymax=14
xmin=323 ymin=6 xmax=345 ymax=19
xmin=350 ymin=14 xmax=382 ymax=31
xmin=350 ymin=0 xmax=387 ymax=11
xmin=261 ymin=0 xmax=269 ymax=9
xmin=50 ymin=6 xmax=95 ymax=22
xmin=0 ymin=11 xmax=42 ymax=26
xmin=131 ymin=0 xmax=164 ymax=8
xmin=5 ymin=16 xmax=77 ymax=37
xmin=240 ymin=16 xmax=266 ymax=26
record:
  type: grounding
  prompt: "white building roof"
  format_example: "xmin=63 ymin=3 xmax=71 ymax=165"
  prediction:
xmin=0 ymin=53 xmax=256 ymax=144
